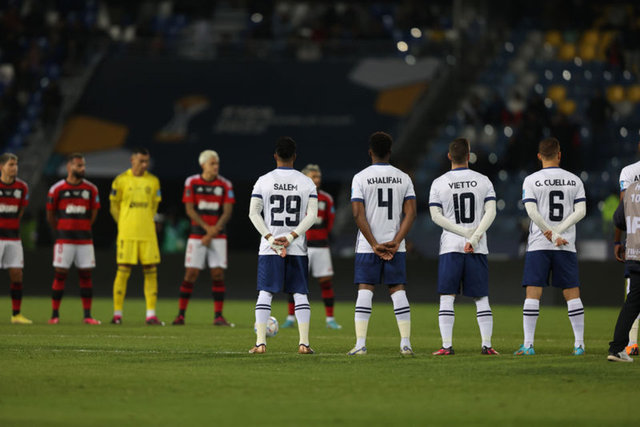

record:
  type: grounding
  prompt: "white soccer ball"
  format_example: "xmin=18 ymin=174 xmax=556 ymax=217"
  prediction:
xmin=255 ymin=316 xmax=279 ymax=338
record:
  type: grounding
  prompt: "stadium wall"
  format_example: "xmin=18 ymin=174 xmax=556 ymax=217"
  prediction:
xmin=21 ymin=249 xmax=626 ymax=307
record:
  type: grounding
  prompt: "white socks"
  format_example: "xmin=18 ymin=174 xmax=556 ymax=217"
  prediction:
xmin=391 ymin=290 xmax=411 ymax=349
xmin=255 ymin=290 xmax=273 ymax=345
xmin=293 ymin=293 xmax=310 ymax=346
xmin=438 ymin=295 xmax=455 ymax=348
xmin=474 ymin=296 xmax=493 ymax=348
xmin=354 ymin=289 xmax=373 ymax=349
xmin=567 ymin=298 xmax=584 ymax=348
xmin=523 ymin=298 xmax=539 ymax=347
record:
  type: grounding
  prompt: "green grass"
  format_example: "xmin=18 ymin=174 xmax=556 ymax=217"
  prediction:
xmin=0 ymin=297 xmax=636 ymax=426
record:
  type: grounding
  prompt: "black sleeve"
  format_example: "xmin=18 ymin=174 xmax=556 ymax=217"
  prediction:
xmin=614 ymin=200 xmax=626 ymax=231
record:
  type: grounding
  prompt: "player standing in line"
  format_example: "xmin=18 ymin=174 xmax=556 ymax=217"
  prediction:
xmin=348 ymin=131 xmax=416 ymax=356
xmin=248 ymin=137 xmax=318 ymax=354
xmin=46 ymin=153 xmax=101 ymax=324
xmin=282 ymin=164 xmax=341 ymax=330
xmin=515 ymin=137 xmax=587 ymax=356
xmin=172 ymin=150 xmax=235 ymax=326
xmin=109 ymin=148 xmax=164 ymax=325
xmin=429 ymin=138 xmax=498 ymax=355
xmin=615 ymin=149 xmax=640 ymax=355
xmin=0 ymin=154 xmax=31 ymax=324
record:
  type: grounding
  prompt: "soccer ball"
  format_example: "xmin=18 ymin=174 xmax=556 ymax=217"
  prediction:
xmin=255 ymin=316 xmax=279 ymax=338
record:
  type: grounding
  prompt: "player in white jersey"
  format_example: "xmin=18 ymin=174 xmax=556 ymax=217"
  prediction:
xmin=348 ymin=131 xmax=417 ymax=356
xmin=515 ymin=137 xmax=587 ymax=356
xmin=429 ymin=138 xmax=498 ymax=355
xmin=248 ymin=137 xmax=318 ymax=354
xmin=616 ymin=152 xmax=640 ymax=356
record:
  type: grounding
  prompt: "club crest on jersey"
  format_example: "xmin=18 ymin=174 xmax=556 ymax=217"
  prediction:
xmin=145 ymin=186 xmax=151 ymax=194
xmin=14 ymin=189 xmax=21 ymax=198
xmin=81 ymin=190 xmax=90 ymax=200
xmin=214 ymin=187 xmax=224 ymax=196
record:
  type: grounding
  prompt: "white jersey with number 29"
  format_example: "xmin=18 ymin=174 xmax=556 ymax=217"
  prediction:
xmin=351 ymin=163 xmax=416 ymax=254
xmin=522 ymin=167 xmax=586 ymax=253
xmin=429 ymin=168 xmax=496 ymax=255
xmin=251 ymin=167 xmax=317 ymax=256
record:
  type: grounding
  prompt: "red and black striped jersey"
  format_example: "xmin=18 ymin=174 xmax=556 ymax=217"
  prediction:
xmin=0 ymin=178 xmax=28 ymax=240
xmin=47 ymin=179 xmax=100 ymax=244
xmin=182 ymin=174 xmax=235 ymax=239
xmin=306 ymin=189 xmax=334 ymax=247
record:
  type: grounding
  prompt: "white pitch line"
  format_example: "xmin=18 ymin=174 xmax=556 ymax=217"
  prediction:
xmin=0 ymin=334 xmax=181 ymax=339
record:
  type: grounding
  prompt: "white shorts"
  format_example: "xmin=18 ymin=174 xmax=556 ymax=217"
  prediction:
xmin=0 ymin=240 xmax=23 ymax=269
xmin=308 ymin=247 xmax=333 ymax=278
xmin=185 ymin=237 xmax=227 ymax=270
xmin=53 ymin=243 xmax=96 ymax=269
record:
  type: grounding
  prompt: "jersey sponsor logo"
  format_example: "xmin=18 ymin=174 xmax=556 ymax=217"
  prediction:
xmin=198 ymin=201 xmax=220 ymax=211
xmin=0 ymin=204 xmax=18 ymax=213
xmin=274 ymin=183 xmax=298 ymax=191
xmin=534 ymin=179 xmax=576 ymax=187
xmin=448 ymin=181 xmax=477 ymax=189
xmin=366 ymin=176 xmax=402 ymax=185
xmin=65 ymin=204 xmax=87 ymax=214
xmin=129 ymin=202 xmax=149 ymax=208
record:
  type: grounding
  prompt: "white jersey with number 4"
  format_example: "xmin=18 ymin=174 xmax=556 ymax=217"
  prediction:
xmin=429 ymin=168 xmax=496 ymax=255
xmin=619 ymin=160 xmax=640 ymax=192
xmin=351 ymin=163 xmax=416 ymax=254
xmin=251 ymin=167 xmax=317 ymax=256
xmin=522 ymin=167 xmax=586 ymax=253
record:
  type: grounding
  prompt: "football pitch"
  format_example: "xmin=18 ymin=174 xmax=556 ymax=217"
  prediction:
xmin=0 ymin=297 xmax=635 ymax=426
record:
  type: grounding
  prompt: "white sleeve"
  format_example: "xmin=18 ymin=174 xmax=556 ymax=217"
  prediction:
xmin=293 ymin=196 xmax=318 ymax=238
xmin=524 ymin=201 xmax=552 ymax=233
xmin=469 ymin=200 xmax=497 ymax=248
xmin=430 ymin=205 xmax=474 ymax=239
xmin=553 ymin=201 xmax=586 ymax=235
xmin=249 ymin=196 xmax=271 ymax=237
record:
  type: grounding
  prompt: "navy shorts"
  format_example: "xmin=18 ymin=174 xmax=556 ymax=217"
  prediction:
xmin=522 ymin=250 xmax=580 ymax=288
xmin=437 ymin=252 xmax=489 ymax=297
xmin=354 ymin=252 xmax=406 ymax=286
xmin=257 ymin=255 xmax=309 ymax=294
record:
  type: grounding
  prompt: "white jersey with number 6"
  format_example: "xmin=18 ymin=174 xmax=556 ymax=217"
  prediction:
xmin=429 ymin=168 xmax=496 ymax=255
xmin=251 ymin=167 xmax=317 ymax=256
xmin=351 ymin=163 xmax=416 ymax=254
xmin=522 ymin=167 xmax=586 ymax=252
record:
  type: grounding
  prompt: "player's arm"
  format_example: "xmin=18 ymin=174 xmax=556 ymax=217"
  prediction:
xmin=109 ymin=178 xmax=121 ymax=223
xmin=249 ymin=196 xmax=285 ymax=256
xmin=280 ymin=197 xmax=318 ymax=246
xmin=46 ymin=209 xmax=57 ymax=230
xmin=524 ymin=201 xmax=567 ymax=245
xmin=614 ymin=189 xmax=625 ymax=259
xmin=352 ymin=200 xmax=389 ymax=259
xmin=185 ymin=202 xmax=212 ymax=231
xmin=613 ymin=199 xmax=626 ymax=262
xmin=326 ymin=197 xmax=335 ymax=234
xmin=553 ymin=201 xmax=586 ymax=235
xmin=385 ymin=197 xmax=417 ymax=255
xmin=90 ymin=209 xmax=98 ymax=226
xmin=467 ymin=199 xmax=497 ymax=251
xmin=429 ymin=205 xmax=474 ymax=239
xmin=214 ymin=202 xmax=233 ymax=235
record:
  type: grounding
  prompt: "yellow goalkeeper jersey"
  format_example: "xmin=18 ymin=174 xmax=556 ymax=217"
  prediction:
xmin=110 ymin=169 xmax=161 ymax=241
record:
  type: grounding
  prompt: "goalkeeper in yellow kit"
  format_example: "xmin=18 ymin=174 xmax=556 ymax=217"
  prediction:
xmin=109 ymin=148 xmax=164 ymax=325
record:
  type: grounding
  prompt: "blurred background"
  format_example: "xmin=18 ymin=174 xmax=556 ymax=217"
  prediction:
xmin=1 ymin=0 xmax=638 ymax=304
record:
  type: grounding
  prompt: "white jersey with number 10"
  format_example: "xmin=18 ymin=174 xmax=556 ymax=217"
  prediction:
xmin=522 ymin=167 xmax=586 ymax=253
xmin=351 ymin=163 xmax=416 ymax=254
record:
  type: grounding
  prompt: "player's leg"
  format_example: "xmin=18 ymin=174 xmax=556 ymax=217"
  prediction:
xmin=516 ymin=251 xmax=548 ymax=355
xmin=624 ymin=277 xmax=640 ymax=355
xmin=251 ymin=255 xmax=283 ymax=353
xmin=310 ymin=247 xmax=340 ymax=329
xmin=49 ymin=243 xmax=69 ymax=323
xmin=75 ymin=244 xmax=99 ymax=324
xmin=464 ymin=254 xmax=497 ymax=354
xmin=608 ymin=270 xmax=640 ymax=361
xmin=6 ymin=241 xmax=30 ymax=324
xmin=285 ymin=255 xmax=313 ymax=354
xmin=174 ymin=268 xmax=198 ymax=324
xmin=554 ymin=251 xmax=584 ymax=355
xmin=209 ymin=239 xmax=231 ymax=326
xmin=349 ymin=253 xmax=379 ymax=355
xmin=112 ymin=239 xmax=134 ymax=323
xmin=282 ymin=293 xmax=296 ymax=327
xmin=141 ymin=240 xmax=163 ymax=325
xmin=434 ymin=253 xmax=462 ymax=355
xmin=384 ymin=252 xmax=411 ymax=354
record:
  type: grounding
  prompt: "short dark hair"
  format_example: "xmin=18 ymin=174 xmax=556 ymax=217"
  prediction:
xmin=538 ymin=137 xmax=560 ymax=159
xmin=275 ymin=137 xmax=296 ymax=160
xmin=132 ymin=147 xmax=150 ymax=156
xmin=67 ymin=152 xmax=84 ymax=163
xmin=369 ymin=131 xmax=392 ymax=158
xmin=449 ymin=138 xmax=470 ymax=164
xmin=0 ymin=153 xmax=18 ymax=166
